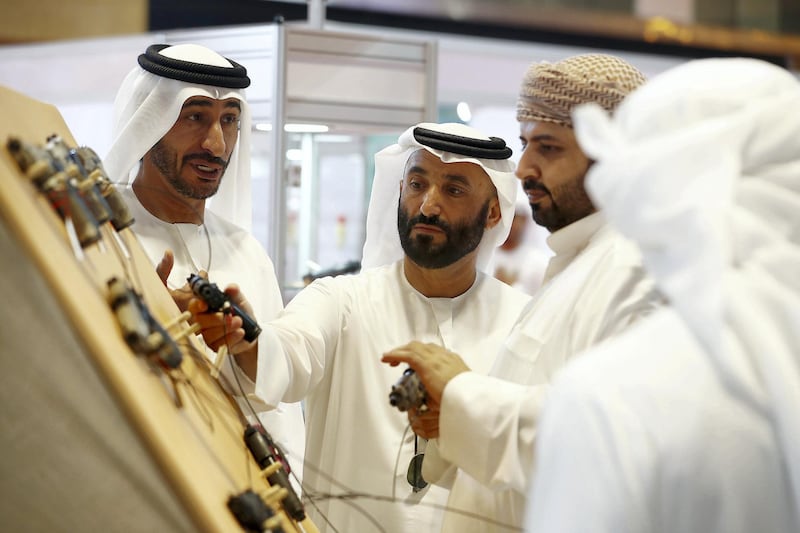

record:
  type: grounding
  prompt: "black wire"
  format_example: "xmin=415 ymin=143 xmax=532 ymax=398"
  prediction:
xmin=306 ymin=488 xmax=524 ymax=532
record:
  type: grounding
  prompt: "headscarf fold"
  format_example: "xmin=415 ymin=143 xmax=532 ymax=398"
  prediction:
xmin=361 ymin=122 xmax=518 ymax=272
xmin=573 ymin=57 xmax=800 ymax=522
xmin=104 ymin=43 xmax=253 ymax=230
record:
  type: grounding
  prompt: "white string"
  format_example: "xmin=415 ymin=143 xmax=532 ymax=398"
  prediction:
xmin=168 ymin=222 xmax=212 ymax=291
xmin=171 ymin=224 xmax=202 ymax=272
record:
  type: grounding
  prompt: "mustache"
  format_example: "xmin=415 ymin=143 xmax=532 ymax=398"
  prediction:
xmin=183 ymin=153 xmax=228 ymax=167
xmin=408 ymin=213 xmax=450 ymax=232
xmin=523 ymin=179 xmax=548 ymax=194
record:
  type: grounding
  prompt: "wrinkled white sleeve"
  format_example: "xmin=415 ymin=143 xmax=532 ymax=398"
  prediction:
xmin=436 ymin=371 xmax=549 ymax=493
xmin=525 ymin=370 xmax=647 ymax=533
xmin=253 ymin=277 xmax=344 ymax=405
xmin=220 ymin=328 xmax=291 ymax=410
xmin=420 ymin=440 xmax=457 ymax=488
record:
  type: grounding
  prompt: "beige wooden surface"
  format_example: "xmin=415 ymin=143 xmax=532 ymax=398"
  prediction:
xmin=1 ymin=1 xmax=147 ymax=43
xmin=0 ymin=84 xmax=314 ymax=533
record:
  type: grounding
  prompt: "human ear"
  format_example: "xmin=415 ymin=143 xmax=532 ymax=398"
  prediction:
xmin=485 ymin=196 xmax=502 ymax=230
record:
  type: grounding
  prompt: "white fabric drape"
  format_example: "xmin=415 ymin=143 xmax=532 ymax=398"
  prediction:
xmin=429 ymin=213 xmax=660 ymax=532
xmin=571 ymin=57 xmax=800 ymax=526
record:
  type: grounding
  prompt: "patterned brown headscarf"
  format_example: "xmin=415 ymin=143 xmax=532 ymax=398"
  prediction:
xmin=516 ymin=54 xmax=646 ymax=128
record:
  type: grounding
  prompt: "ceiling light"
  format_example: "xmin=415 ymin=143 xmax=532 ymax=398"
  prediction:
xmin=456 ymin=101 xmax=472 ymax=122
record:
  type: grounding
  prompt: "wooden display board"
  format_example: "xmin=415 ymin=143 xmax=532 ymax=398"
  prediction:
xmin=0 ymin=85 xmax=316 ymax=533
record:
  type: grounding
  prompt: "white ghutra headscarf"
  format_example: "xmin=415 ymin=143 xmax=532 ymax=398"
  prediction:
xmin=103 ymin=43 xmax=253 ymax=230
xmin=361 ymin=122 xmax=519 ymax=272
xmin=573 ymin=57 xmax=800 ymax=523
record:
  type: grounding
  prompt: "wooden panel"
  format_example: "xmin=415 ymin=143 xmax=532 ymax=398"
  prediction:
xmin=1 ymin=1 xmax=147 ymax=43
xmin=0 ymin=84 xmax=316 ymax=533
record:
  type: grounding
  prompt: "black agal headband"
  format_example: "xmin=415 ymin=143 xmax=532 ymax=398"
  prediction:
xmin=137 ymin=44 xmax=251 ymax=89
xmin=413 ymin=127 xmax=512 ymax=160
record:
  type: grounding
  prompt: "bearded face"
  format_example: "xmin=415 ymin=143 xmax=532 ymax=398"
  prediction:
xmin=148 ymin=96 xmax=240 ymax=200
xmin=150 ymin=139 xmax=229 ymax=200
xmin=398 ymin=200 xmax=490 ymax=269
xmin=516 ymin=120 xmax=595 ymax=233
xmin=395 ymin=149 xmax=501 ymax=270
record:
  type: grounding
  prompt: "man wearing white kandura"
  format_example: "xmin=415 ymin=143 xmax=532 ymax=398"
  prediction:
xmin=191 ymin=122 xmax=533 ymax=532
xmin=382 ymin=54 xmax=664 ymax=532
xmin=104 ymin=42 xmax=306 ymax=488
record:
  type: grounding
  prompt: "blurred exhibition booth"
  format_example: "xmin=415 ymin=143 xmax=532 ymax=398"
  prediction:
xmin=0 ymin=9 xmax=781 ymax=298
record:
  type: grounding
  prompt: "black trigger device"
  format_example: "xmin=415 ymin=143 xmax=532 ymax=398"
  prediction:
xmin=187 ymin=273 xmax=262 ymax=342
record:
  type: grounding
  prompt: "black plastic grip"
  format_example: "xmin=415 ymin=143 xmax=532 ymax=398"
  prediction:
xmin=187 ymin=274 xmax=262 ymax=342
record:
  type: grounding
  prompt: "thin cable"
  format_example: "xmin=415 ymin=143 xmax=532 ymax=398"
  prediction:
xmin=392 ymin=423 xmax=413 ymax=502
xmin=113 ymin=182 xmax=213 ymax=295
xmin=219 ymin=311 xmax=326 ymax=528
xmin=307 ymin=489 xmax=524 ymax=532
xmin=295 ymin=474 xmax=341 ymax=533
xmin=109 ymin=228 xmax=145 ymax=296
xmin=220 ymin=319 xmax=257 ymax=489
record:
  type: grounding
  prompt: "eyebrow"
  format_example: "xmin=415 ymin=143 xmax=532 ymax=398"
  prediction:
xmin=521 ymin=134 xmax=561 ymax=143
xmin=181 ymin=98 xmax=242 ymax=111
xmin=407 ymin=165 xmax=473 ymax=186
xmin=182 ymin=98 xmax=212 ymax=109
xmin=443 ymin=174 xmax=471 ymax=187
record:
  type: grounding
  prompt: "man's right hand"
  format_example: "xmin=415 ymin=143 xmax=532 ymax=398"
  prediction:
xmin=188 ymin=284 xmax=259 ymax=381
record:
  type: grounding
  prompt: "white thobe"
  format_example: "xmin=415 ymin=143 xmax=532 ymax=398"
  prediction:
xmin=427 ymin=212 xmax=662 ymax=532
xmin=526 ymin=308 xmax=798 ymax=533
xmin=253 ymin=261 xmax=531 ymax=533
xmin=120 ymin=188 xmax=306 ymax=481
xmin=493 ymin=244 xmax=550 ymax=296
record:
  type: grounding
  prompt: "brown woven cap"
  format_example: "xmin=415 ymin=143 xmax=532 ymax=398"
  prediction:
xmin=516 ymin=54 xmax=646 ymax=128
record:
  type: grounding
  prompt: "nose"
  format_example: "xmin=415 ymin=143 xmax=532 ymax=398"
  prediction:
xmin=419 ymin=187 xmax=442 ymax=217
xmin=515 ymin=145 xmax=540 ymax=183
xmin=201 ymin=121 xmax=226 ymax=157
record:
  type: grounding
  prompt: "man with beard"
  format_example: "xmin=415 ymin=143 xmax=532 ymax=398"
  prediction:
xmin=191 ymin=122 xmax=531 ymax=532
xmin=381 ymin=54 xmax=663 ymax=532
xmin=103 ymin=43 xmax=306 ymax=489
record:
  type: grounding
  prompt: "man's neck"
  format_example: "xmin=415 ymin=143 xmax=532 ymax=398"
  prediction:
xmin=132 ymin=171 xmax=205 ymax=225
xmin=403 ymin=255 xmax=478 ymax=298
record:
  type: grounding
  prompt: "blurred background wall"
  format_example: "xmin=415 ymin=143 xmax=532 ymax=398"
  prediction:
xmin=2 ymin=0 xmax=798 ymax=64
xmin=2 ymin=0 xmax=798 ymax=295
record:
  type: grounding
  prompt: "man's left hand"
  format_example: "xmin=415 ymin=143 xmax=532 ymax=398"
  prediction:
xmin=409 ymin=403 xmax=441 ymax=439
xmin=382 ymin=341 xmax=470 ymax=408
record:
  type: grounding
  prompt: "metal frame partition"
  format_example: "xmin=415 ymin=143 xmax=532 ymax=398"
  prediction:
xmin=164 ymin=23 xmax=438 ymax=299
